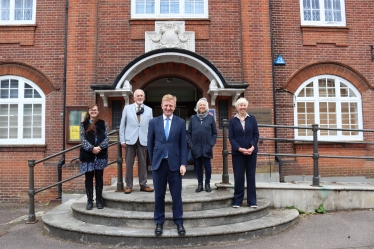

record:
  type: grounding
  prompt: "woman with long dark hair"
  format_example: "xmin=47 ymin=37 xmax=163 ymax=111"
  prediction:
xmin=80 ymin=104 xmax=109 ymax=210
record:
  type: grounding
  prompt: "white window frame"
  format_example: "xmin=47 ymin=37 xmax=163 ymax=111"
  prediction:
xmin=0 ymin=0 xmax=37 ymax=25
xmin=294 ymin=75 xmax=363 ymax=141
xmin=131 ymin=0 xmax=208 ymax=19
xmin=300 ymin=0 xmax=346 ymax=27
xmin=0 ymin=75 xmax=45 ymax=145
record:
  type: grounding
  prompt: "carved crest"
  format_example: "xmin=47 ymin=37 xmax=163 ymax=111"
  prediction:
xmin=145 ymin=21 xmax=195 ymax=52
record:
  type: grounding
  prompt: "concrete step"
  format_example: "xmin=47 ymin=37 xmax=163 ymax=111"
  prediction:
xmin=71 ymin=199 xmax=270 ymax=228
xmin=42 ymin=199 xmax=299 ymax=248
xmin=102 ymin=185 xmax=235 ymax=211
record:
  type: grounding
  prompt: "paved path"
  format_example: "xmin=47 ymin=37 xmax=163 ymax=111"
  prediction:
xmin=0 ymin=203 xmax=374 ymax=249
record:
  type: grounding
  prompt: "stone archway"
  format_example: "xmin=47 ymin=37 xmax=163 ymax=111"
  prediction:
xmin=283 ymin=61 xmax=372 ymax=94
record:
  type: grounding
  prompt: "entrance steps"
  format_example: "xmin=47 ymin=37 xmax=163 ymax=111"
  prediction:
xmin=42 ymin=185 xmax=299 ymax=248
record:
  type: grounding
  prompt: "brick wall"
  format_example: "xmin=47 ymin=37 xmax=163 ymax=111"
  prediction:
xmin=271 ymin=0 xmax=374 ymax=179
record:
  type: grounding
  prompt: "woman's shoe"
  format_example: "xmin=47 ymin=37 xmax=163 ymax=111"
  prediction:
xmin=195 ymin=182 xmax=203 ymax=192
xmin=205 ymin=183 xmax=211 ymax=192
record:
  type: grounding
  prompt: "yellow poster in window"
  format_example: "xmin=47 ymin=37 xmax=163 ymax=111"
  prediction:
xmin=70 ymin=126 xmax=81 ymax=141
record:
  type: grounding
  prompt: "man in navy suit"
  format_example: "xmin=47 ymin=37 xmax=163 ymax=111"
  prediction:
xmin=147 ymin=94 xmax=187 ymax=236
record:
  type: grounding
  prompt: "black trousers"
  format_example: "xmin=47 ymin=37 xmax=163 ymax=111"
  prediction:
xmin=85 ymin=170 xmax=104 ymax=189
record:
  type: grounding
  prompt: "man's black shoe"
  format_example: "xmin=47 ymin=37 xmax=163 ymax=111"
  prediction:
xmin=176 ymin=224 xmax=186 ymax=236
xmin=155 ymin=223 xmax=163 ymax=236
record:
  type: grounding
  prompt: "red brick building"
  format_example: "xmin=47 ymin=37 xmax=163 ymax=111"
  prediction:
xmin=0 ymin=0 xmax=373 ymax=202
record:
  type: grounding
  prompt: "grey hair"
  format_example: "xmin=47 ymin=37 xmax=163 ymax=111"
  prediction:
xmin=133 ymin=89 xmax=145 ymax=96
xmin=234 ymin=97 xmax=249 ymax=108
xmin=194 ymin=98 xmax=209 ymax=113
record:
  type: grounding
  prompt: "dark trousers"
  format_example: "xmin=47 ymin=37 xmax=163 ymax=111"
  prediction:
xmin=232 ymin=153 xmax=257 ymax=206
xmin=153 ymin=159 xmax=183 ymax=225
xmin=194 ymin=156 xmax=212 ymax=184
xmin=85 ymin=170 xmax=104 ymax=189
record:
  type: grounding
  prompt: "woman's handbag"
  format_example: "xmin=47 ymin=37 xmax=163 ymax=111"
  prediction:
xmin=187 ymin=148 xmax=194 ymax=163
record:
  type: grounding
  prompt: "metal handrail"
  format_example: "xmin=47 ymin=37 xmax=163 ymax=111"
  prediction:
xmin=219 ymin=120 xmax=374 ymax=188
xmin=27 ymin=129 xmax=123 ymax=223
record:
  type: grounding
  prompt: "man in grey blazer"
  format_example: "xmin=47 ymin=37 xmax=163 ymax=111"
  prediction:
xmin=120 ymin=89 xmax=154 ymax=194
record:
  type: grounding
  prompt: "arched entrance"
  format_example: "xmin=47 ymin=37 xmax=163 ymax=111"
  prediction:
xmin=143 ymin=77 xmax=200 ymax=124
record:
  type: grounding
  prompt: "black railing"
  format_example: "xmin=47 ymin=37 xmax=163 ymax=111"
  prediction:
xmin=220 ymin=119 xmax=374 ymax=187
xmin=27 ymin=130 xmax=123 ymax=223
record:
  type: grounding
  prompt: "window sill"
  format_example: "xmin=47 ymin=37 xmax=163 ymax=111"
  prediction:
xmin=293 ymin=141 xmax=366 ymax=149
xmin=301 ymin=26 xmax=349 ymax=47
xmin=0 ymin=144 xmax=46 ymax=152
xmin=0 ymin=25 xmax=37 ymax=46
xmin=129 ymin=19 xmax=210 ymax=40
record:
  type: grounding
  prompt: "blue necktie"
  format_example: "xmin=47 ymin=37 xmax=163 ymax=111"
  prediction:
xmin=163 ymin=118 xmax=170 ymax=158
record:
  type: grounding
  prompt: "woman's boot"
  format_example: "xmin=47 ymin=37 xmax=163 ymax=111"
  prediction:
xmin=95 ymin=187 xmax=103 ymax=209
xmin=86 ymin=188 xmax=93 ymax=210
xmin=205 ymin=182 xmax=212 ymax=192
xmin=195 ymin=182 xmax=203 ymax=192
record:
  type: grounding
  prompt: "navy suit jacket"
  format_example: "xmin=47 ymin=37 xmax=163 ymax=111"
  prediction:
xmin=228 ymin=115 xmax=260 ymax=156
xmin=147 ymin=115 xmax=188 ymax=171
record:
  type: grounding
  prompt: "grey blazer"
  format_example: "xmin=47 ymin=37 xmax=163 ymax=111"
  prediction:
xmin=119 ymin=103 xmax=153 ymax=146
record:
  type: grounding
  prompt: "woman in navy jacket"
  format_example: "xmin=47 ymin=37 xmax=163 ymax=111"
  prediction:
xmin=187 ymin=98 xmax=217 ymax=192
xmin=228 ymin=98 xmax=259 ymax=208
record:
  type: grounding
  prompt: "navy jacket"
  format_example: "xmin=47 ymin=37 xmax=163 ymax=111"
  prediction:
xmin=186 ymin=114 xmax=217 ymax=159
xmin=147 ymin=115 xmax=188 ymax=171
xmin=228 ymin=115 xmax=259 ymax=156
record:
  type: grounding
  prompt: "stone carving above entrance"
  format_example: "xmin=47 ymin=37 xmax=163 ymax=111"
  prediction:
xmin=145 ymin=21 xmax=195 ymax=52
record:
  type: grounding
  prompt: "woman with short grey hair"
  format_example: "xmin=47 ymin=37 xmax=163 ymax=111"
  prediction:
xmin=187 ymin=98 xmax=218 ymax=192
xmin=228 ymin=97 xmax=259 ymax=208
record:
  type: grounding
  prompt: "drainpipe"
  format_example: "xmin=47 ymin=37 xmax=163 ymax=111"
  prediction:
xmin=268 ymin=0 xmax=283 ymax=181
xmin=57 ymin=0 xmax=69 ymax=199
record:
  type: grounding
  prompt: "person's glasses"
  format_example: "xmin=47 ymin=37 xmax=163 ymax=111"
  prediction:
xmin=89 ymin=109 xmax=98 ymax=112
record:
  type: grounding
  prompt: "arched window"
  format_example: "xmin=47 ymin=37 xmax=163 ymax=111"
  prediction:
xmin=0 ymin=76 xmax=45 ymax=144
xmin=294 ymin=75 xmax=363 ymax=141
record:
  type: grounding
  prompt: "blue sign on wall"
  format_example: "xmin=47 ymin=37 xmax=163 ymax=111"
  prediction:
xmin=274 ymin=54 xmax=286 ymax=66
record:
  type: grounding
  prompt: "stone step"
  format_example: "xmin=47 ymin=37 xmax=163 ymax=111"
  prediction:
xmin=42 ymin=200 xmax=299 ymax=248
xmin=102 ymin=185 xmax=235 ymax=211
xmin=71 ymin=199 xmax=270 ymax=228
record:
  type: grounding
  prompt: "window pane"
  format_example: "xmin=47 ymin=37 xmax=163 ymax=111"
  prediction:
xmin=0 ymin=104 xmax=7 ymax=115
xmin=319 ymin=102 xmax=337 ymax=136
xmin=10 ymin=79 xmax=18 ymax=88
xmin=0 ymin=89 xmax=8 ymax=98
xmin=24 ymin=89 xmax=33 ymax=98
xmin=10 ymin=128 xmax=18 ymax=138
xmin=23 ymin=116 xmax=32 ymax=126
xmin=297 ymin=102 xmax=314 ymax=136
xmin=34 ymin=90 xmax=41 ymax=98
xmin=33 ymin=115 xmax=42 ymax=126
xmin=0 ymin=128 xmax=7 ymax=138
xmin=33 ymin=127 xmax=41 ymax=138
xmin=23 ymin=127 xmax=31 ymax=138
xmin=185 ymin=0 xmax=203 ymax=14
xmin=0 ymin=116 xmax=8 ymax=127
xmin=136 ymin=0 xmax=155 ymax=14
xmin=24 ymin=104 xmax=32 ymax=114
xmin=10 ymin=89 xmax=18 ymax=98
xmin=1 ymin=0 xmax=10 ymax=20
xmin=33 ymin=104 xmax=42 ymax=114
xmin=1 ymin=79 xmax=9 ymax=88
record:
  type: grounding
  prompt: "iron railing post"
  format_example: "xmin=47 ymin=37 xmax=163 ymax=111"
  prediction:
xmin=27 ymin=159 xmax=37 ymax=223
xmin=221 ymin=119 xmax=230 ymax=184
xmin=312 ymin=124 xmax=320 ymax=186
xmin=116 ymin=129 xmax=124 ymax=192
xmin=57 ymin=155 xmax=65 ymax=199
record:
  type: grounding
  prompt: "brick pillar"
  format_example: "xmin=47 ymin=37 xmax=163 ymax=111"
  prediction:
xmin=66 ymin=0 xmax=98 ymax=106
